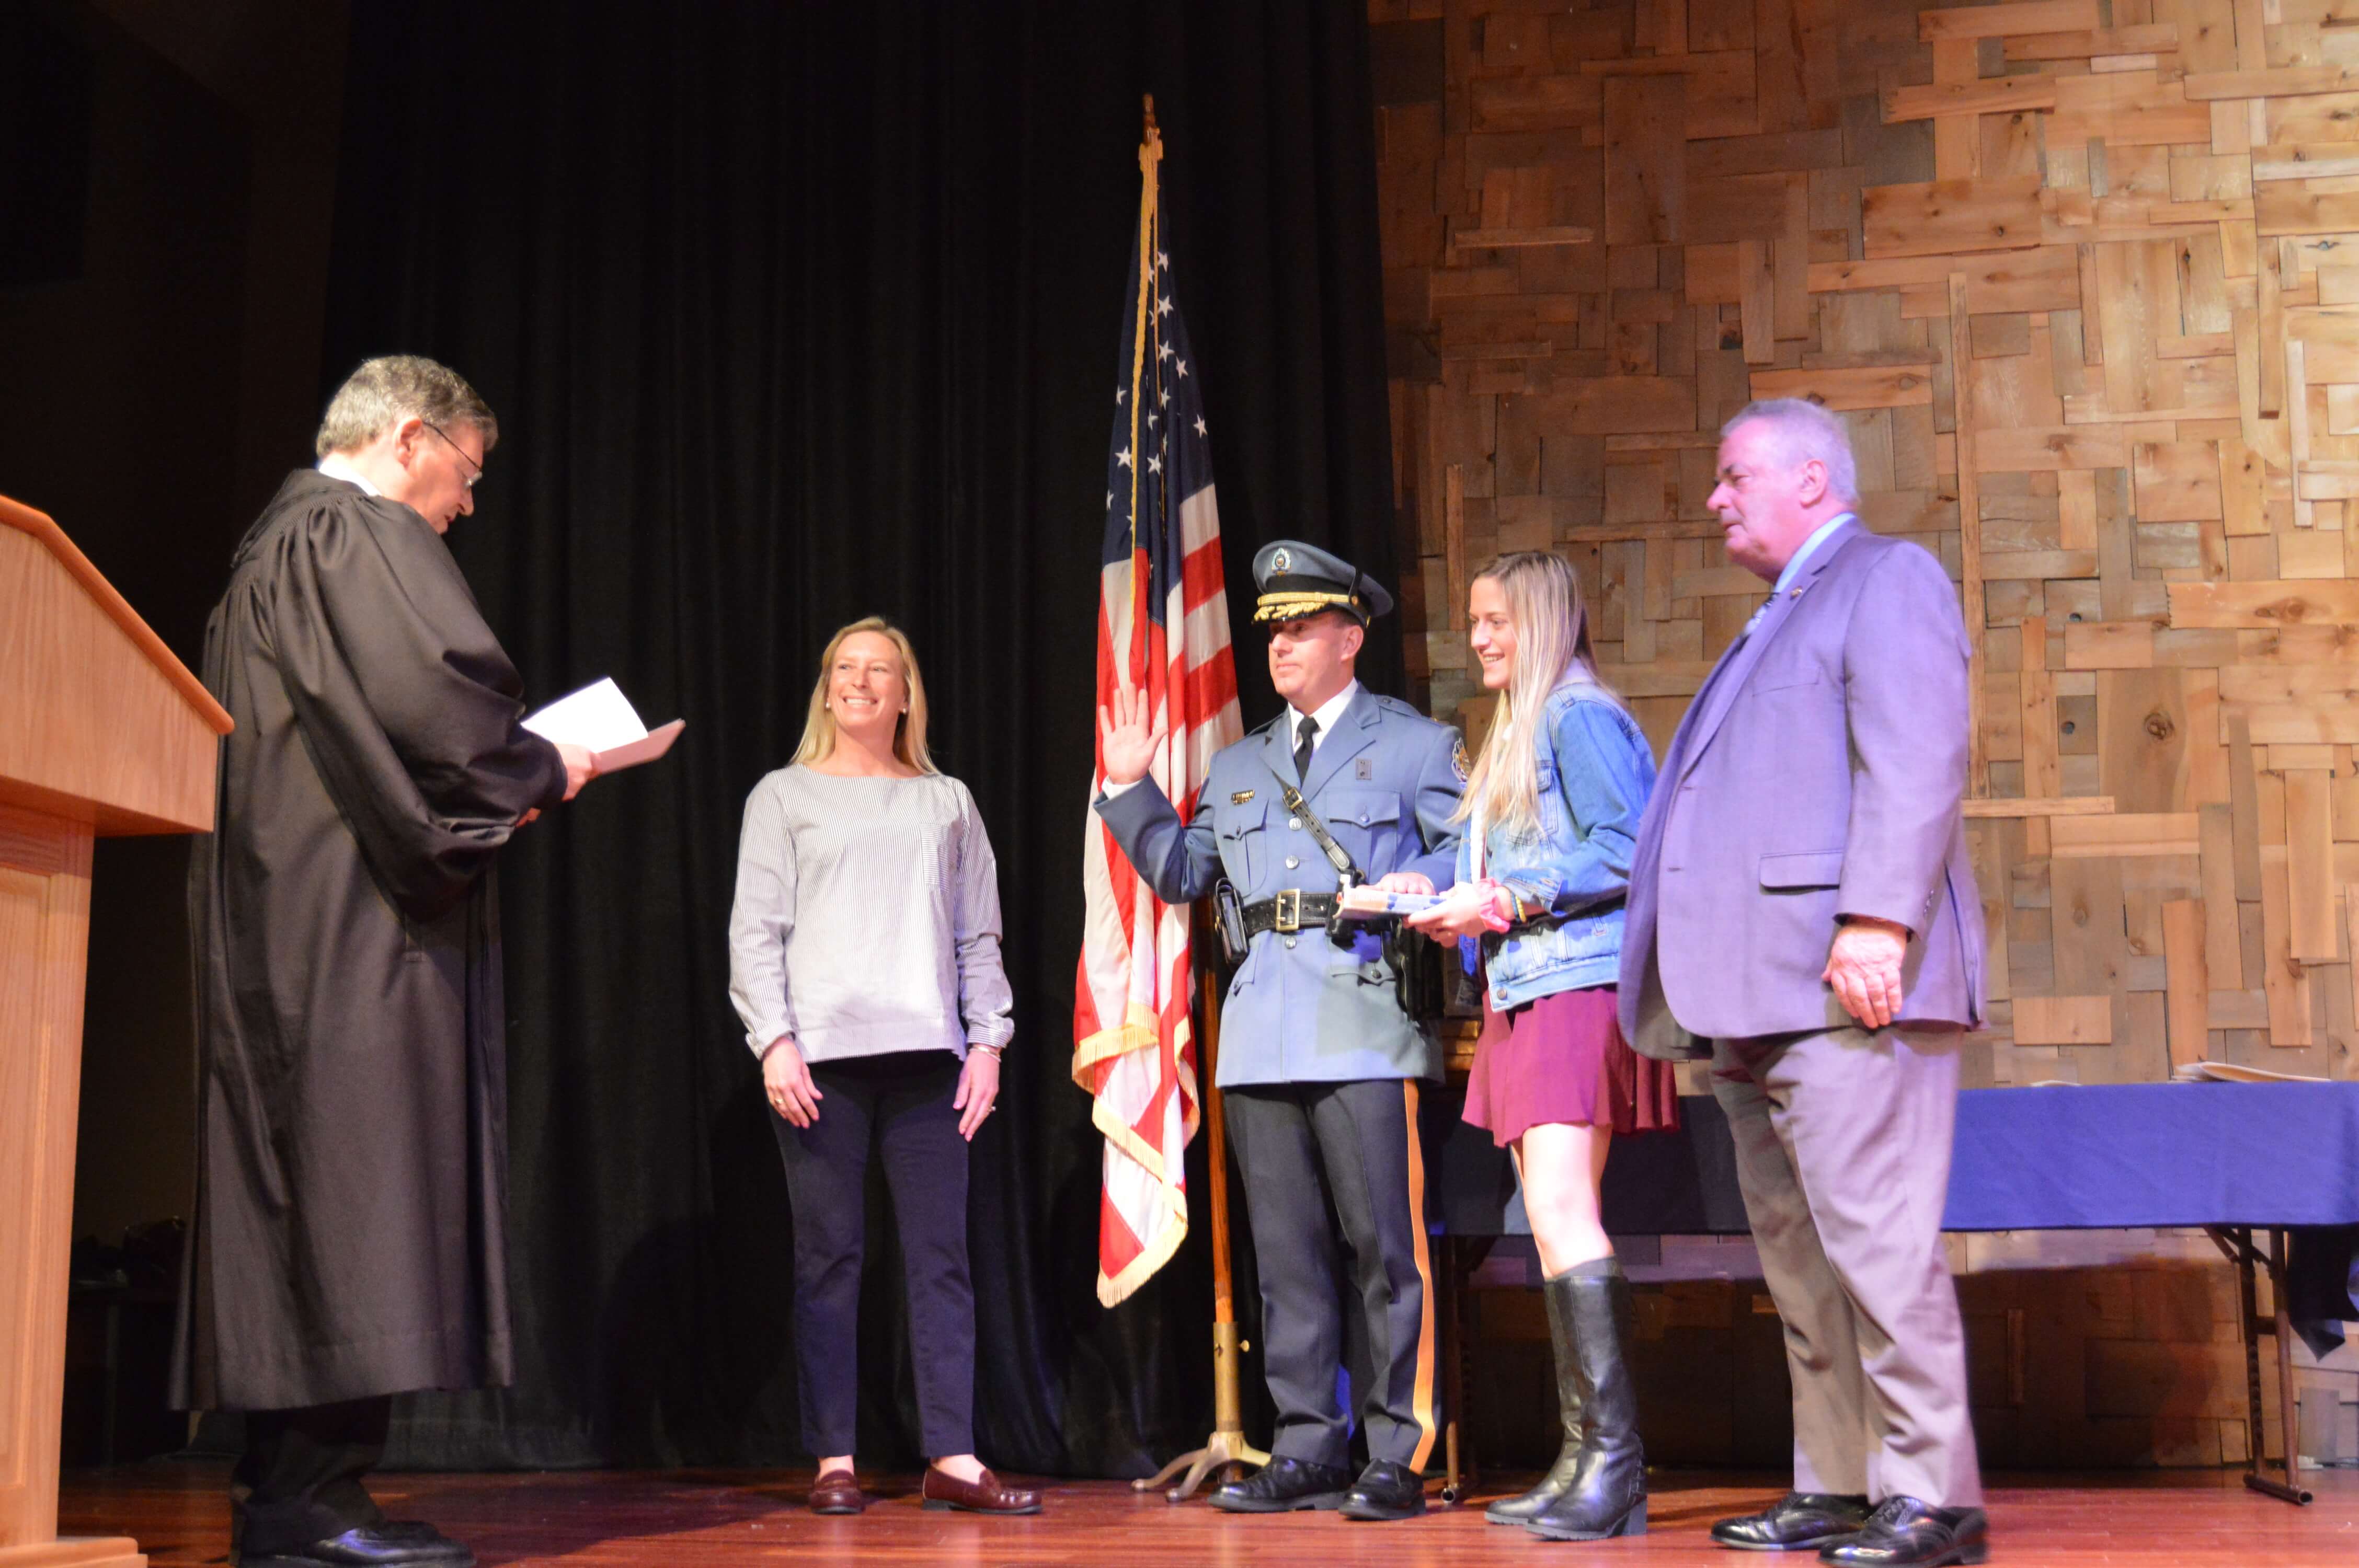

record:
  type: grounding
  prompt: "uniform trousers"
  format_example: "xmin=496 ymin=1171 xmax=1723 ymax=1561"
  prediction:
xmin=1710 ymin=1024 xmax=1983 ymax=1507
xmin=771 ymin=1048 xmax=973 ymax=1460
xmin=232 ymin=1395 xmax=391 ymax=1556
xmin=1224 ymin=1077 xmax=1439 ymax=1473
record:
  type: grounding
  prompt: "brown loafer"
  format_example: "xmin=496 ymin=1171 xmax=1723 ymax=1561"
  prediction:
xmin=920 ymin=1465 xmax=1042 ymax=1515
xmin=809 ymin=1468 xmax=866 ymax=1514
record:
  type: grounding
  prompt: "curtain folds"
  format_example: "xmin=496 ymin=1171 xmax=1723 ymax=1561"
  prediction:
xmin=324 ymin=0 xmax=1399 ymax=1474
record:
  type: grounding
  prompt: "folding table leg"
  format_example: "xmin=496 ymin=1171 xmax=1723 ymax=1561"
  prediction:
xmin=2208 ymin=1224 xmax=2313 ymax=1505
xmin=2268 ymin=1229 xmax=2314 ymax=1506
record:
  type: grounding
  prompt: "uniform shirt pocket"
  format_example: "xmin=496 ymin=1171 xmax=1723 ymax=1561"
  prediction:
xmin=1321 ymin=787 xmax=1403 ymax=873
xmin=1216 ymin=800 xmax=1271 ymax=887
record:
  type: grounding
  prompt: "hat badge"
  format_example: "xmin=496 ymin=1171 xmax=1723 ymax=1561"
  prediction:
xmin=1270 ymin=547 xmax=1292 ymax=572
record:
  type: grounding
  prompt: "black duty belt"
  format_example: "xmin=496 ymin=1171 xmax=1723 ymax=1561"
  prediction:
xmin=1241 ymin=890 xmax=1342 ymax=936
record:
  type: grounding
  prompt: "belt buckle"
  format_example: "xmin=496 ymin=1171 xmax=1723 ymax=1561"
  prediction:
xmin=1274 ymin=888 xmax=1302 ymax=933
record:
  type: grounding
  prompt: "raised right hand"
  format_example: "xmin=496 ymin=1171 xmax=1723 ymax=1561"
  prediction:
xmin=762 ymin=1036 xmax=823 ymax=1127
xmin=1095 ymin=686 xmax=1167 ymax=787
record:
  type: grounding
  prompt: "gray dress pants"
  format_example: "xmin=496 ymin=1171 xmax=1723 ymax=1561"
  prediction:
xmin=1711 ymin=1024 xmax=1984 ymax=1507
xmin=1224 ymin=1078 xmax=1440 ymax=1472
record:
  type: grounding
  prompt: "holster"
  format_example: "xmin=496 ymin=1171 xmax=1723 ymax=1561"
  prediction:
xmin=1385 ymin=921 xmax=1449 ymax=1024
xmin=1213 ymin=880 xmax=1248 ymax=964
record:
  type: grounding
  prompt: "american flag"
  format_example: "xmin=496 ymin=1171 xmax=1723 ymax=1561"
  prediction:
xmin=1072 ymin=125 xmax=1241 ymax=1308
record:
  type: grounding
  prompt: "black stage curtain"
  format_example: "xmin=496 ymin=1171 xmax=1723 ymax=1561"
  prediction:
xmin=323 ymin=0 xmax=1398 ymax=1474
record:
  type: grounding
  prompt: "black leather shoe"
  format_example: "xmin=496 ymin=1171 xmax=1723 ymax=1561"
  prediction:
xmin=1711 ymin=1492 xmax=1873 ymax=1551
xmin=1208 ymin=1456 xmax=1353 ymax=1513
xmin=1339 ymin=1452 xmax=1425 ymax=1518
xmin=1337 ymin=1458 xmax=1427 ymax=1521
xmin=239 ymin=1524 xmax=476 ymax=1567
xmin=1818 ymin=1497 xmax=1987 ymax=1566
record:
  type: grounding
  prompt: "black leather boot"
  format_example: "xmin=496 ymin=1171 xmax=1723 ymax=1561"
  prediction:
xmin=1485 ymin=1270 xmax=1586 ymax=1525
xmin=1525 ymin=1259 xmax=1647 ymax=1541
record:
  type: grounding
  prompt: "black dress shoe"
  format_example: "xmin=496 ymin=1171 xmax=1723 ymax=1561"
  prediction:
xmin=239 ymin=1524 xmax=476 ymax=1567
xmin=1711 ymin=1492 xmax=1873 ymax=1551
xmin=1208 ymin=1456 xmax=1353 ymax=1513
xmin=1337 ymin=1458 xmax=1427 ymax=1521
xmin=1818 ymin=1497 xmax=1987 ymax=1566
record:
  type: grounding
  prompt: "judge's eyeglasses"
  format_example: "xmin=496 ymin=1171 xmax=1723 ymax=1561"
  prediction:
xmin=421 ymin=420 xmax=483 ymax=489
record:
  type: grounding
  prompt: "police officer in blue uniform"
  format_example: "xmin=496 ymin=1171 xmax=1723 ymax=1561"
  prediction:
xmin=1096 ymin=541 xmax=1466 ymax=1521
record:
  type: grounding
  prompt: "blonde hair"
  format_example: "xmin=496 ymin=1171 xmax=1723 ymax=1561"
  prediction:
xmin=1457 ymin=551 xmax=1623 ymax=839
xmin=792 ymin=616 xmax=940 ymax=775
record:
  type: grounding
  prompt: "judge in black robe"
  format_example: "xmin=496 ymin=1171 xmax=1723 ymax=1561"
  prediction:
xmin=173 ymin=357 xmax=586 ymax=1568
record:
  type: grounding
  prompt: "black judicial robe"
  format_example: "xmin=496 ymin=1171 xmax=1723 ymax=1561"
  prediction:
xmin=171 ymin=469 xmax=569 ymax=1412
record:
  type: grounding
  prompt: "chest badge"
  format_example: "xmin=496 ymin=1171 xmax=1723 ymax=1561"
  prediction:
xmin=1356 ymin=757 xmax=1373 ymax=780
xmin=1231 ymin=789 xmax=1256 ymax=805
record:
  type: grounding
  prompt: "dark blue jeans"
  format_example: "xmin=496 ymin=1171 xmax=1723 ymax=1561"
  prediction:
xmin=771 ymin=1048 xmax=972 ymax=1459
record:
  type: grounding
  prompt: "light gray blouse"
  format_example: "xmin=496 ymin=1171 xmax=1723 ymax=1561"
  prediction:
xmin=726 ymin=765 xmax=1015 ymax=1064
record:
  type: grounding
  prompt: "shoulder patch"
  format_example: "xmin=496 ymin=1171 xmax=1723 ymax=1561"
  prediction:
xmin=1452 ymin=737 xmax=1471 ymax=782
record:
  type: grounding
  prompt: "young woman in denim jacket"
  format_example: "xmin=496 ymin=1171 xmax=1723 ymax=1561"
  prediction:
xmin=1406 ymin=551 xmax=1677 ymax=1543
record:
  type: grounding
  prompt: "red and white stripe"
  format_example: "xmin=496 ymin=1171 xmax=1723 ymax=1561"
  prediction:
xmin=1073 ymin=484 xmax=1240 ymax=1306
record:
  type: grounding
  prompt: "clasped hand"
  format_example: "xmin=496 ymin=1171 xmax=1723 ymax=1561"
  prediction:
xmin=1402 ymin=878 xmax=1501 ymax=942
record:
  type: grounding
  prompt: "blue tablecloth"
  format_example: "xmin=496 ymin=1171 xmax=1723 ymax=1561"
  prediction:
xmin=1429 ymin=1080 xmax=2359 ymax=1347
xmin=1944 ymin=1082 xmax=2359 ymax=1230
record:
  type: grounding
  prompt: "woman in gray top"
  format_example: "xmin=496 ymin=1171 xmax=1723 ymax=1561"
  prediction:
xmin=727 ymin=616 xmax=1038 ymax=1516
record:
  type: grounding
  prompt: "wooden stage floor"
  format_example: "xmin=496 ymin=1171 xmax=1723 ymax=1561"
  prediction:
xmin=60 ymin=1461 xmax=2359 ymax=1565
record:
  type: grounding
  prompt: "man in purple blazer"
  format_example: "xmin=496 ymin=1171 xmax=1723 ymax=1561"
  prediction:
xmin=1620 ymin=400 xmax=1988 ymax=1568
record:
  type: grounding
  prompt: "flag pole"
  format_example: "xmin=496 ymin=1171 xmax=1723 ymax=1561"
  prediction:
xmin=1131 ymin=904 xmax=1269 ymax=1497
xmin=1117 ymin=91 xmax=1266 ymax=1502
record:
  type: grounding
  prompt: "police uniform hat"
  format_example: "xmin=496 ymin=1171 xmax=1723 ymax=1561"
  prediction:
xmin=1250 ymin=539 xmax=1395 ymax=626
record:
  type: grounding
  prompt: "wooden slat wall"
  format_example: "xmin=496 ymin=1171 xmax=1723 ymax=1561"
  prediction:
xmin=1373 ymin=0 xmax=2359 ymax=1086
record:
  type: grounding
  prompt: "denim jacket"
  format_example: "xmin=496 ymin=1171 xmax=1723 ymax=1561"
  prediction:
xmin=1460 ymin=682 xmax=1657 ymax=1009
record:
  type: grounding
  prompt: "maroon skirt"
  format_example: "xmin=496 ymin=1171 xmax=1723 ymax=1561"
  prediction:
xmin=1464 ymin=983 xmax=1680 ymax=1147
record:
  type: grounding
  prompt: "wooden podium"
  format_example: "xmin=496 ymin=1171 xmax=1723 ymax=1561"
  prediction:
xmin=1 ymin=493 xmax=231 ymax=1568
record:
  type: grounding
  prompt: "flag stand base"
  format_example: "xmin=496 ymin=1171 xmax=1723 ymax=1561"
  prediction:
xmin=1133 ymin=1320 xmax=1268 ymax=1500
xmin=1133 ymin=1424 xmax=1270 ymax=1501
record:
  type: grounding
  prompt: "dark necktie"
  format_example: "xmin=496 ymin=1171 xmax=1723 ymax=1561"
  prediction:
xmin=1294 ymin=713 xmax=1318 ymax=783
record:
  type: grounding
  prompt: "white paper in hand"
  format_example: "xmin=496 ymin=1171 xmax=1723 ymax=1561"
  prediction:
xmin=523 ymin=678 xmax=685 ymax=774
